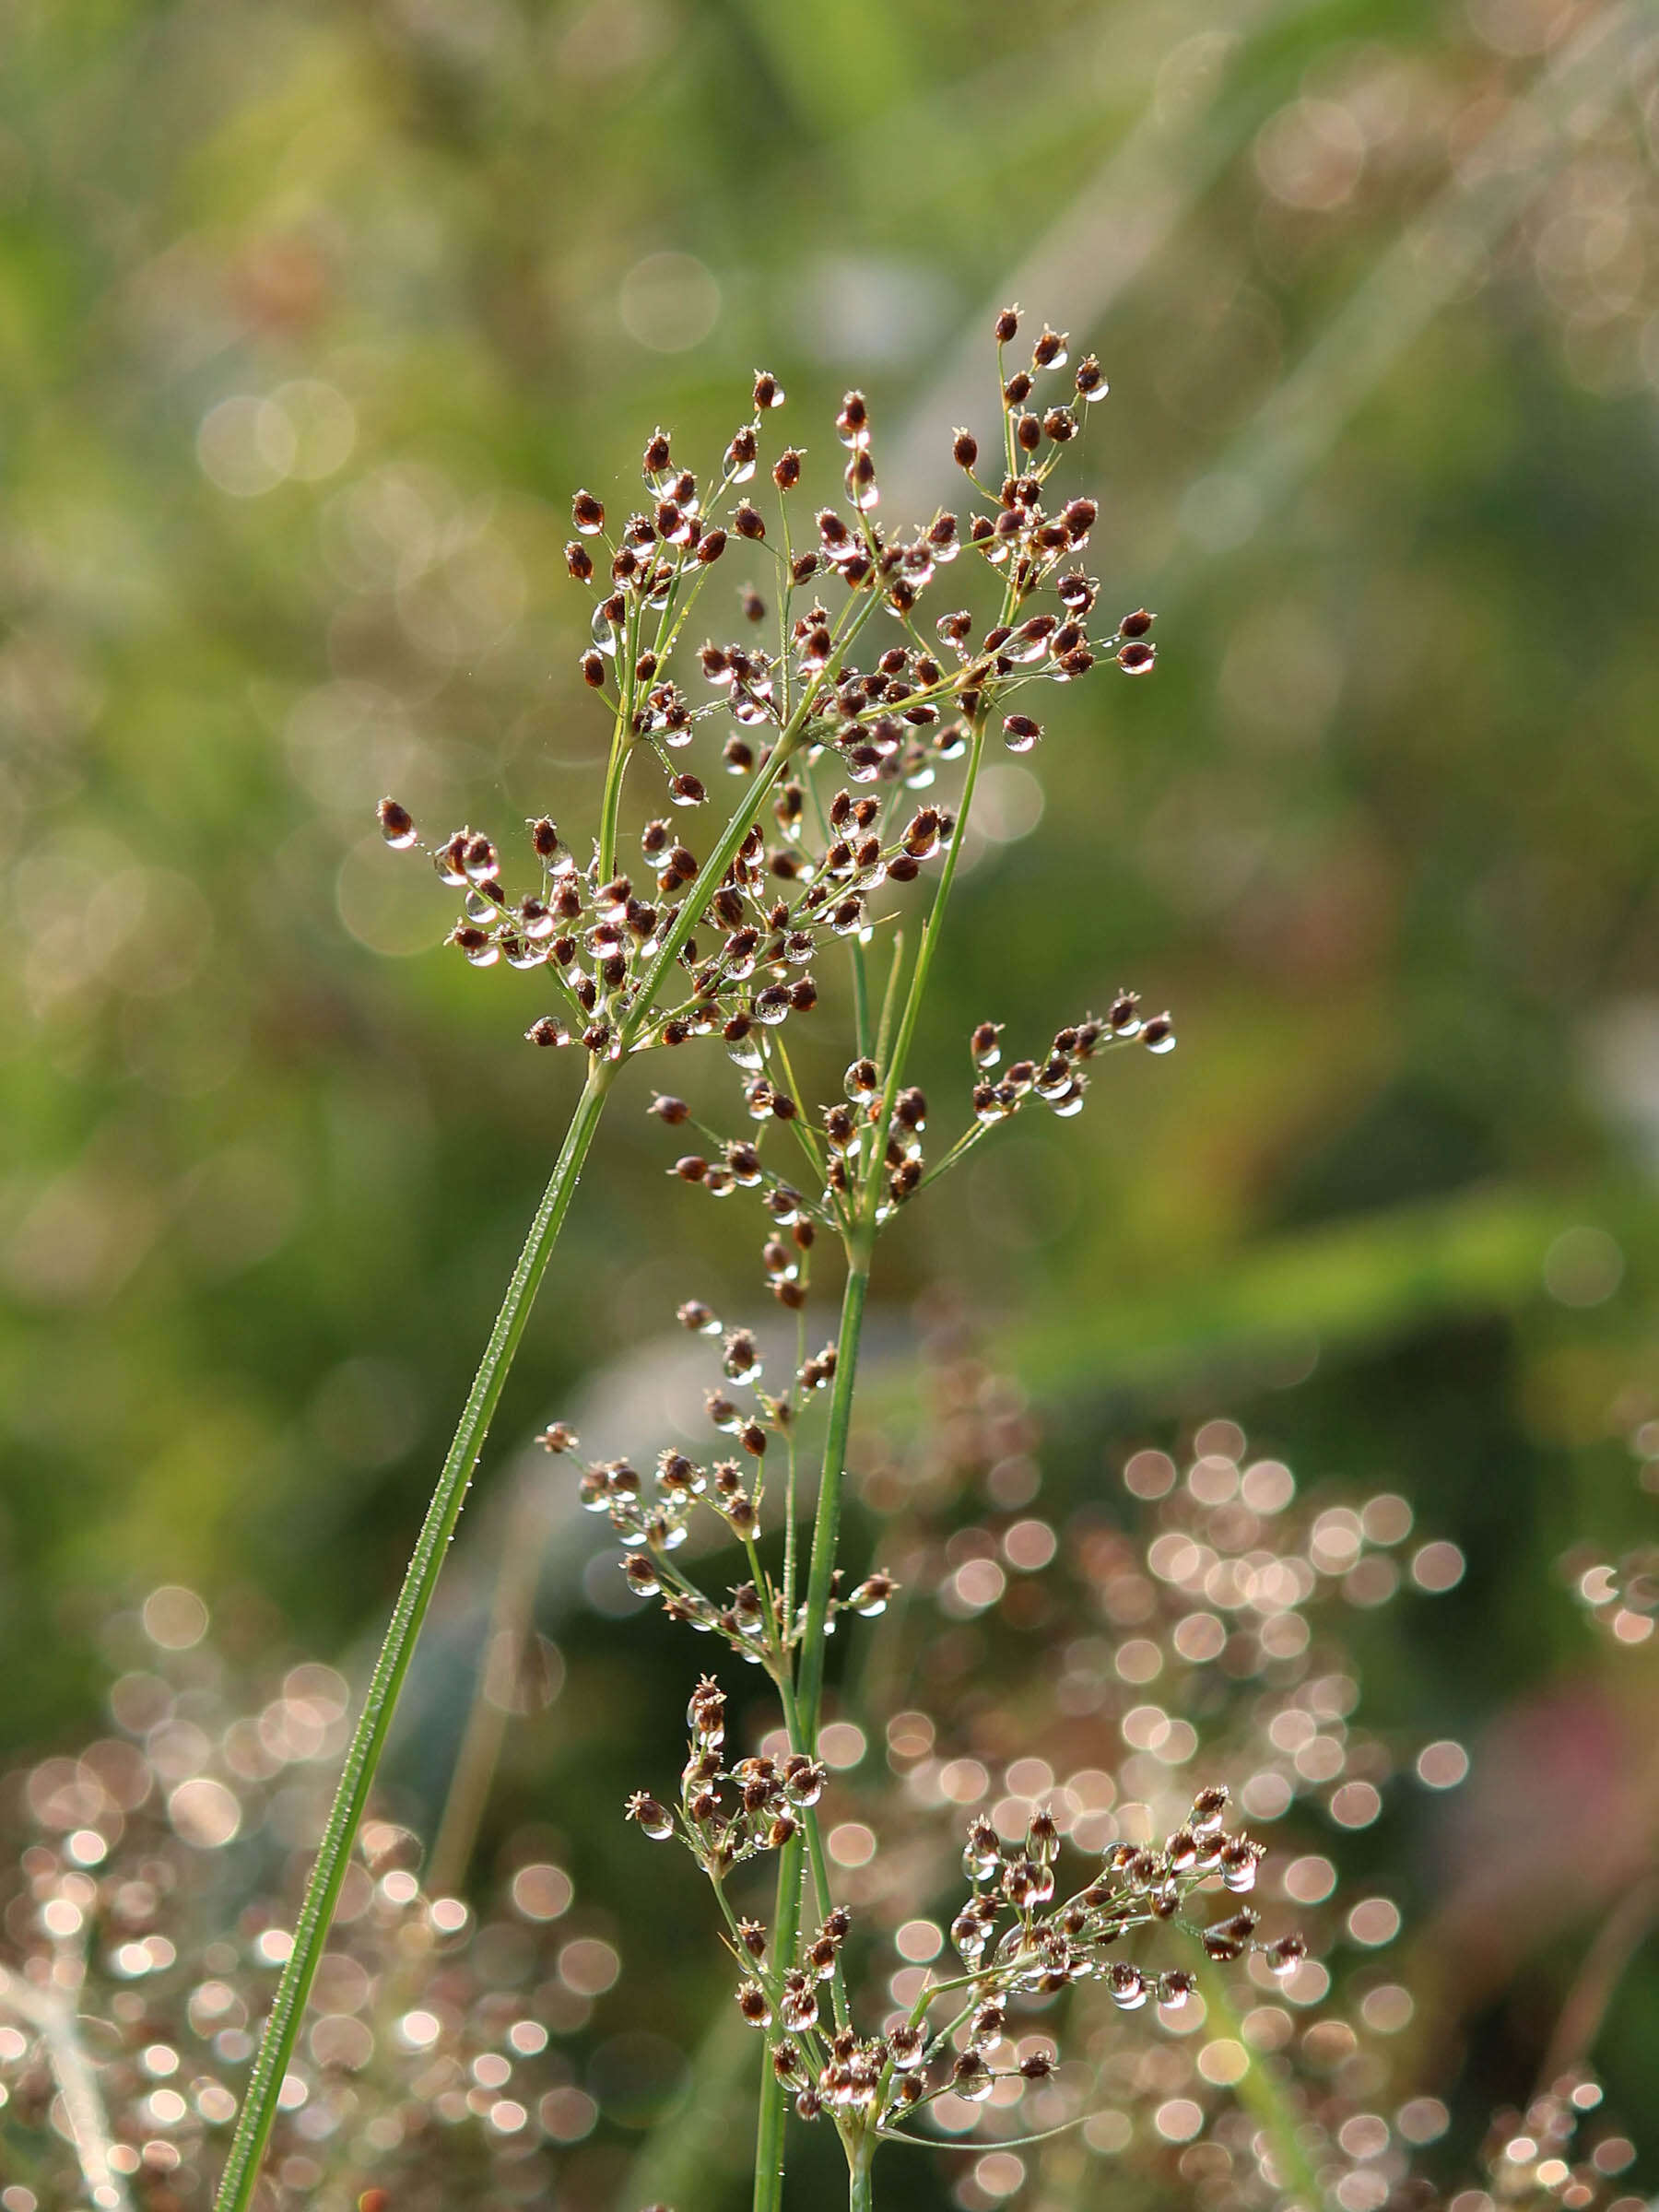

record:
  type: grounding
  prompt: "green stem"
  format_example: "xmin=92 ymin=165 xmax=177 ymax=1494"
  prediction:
xmin=794 ymin=1253 xmax=872 ymax=1740
xmin=848 ymin=2132 xmax=875 ymax=2212
xmin=863 ymin=713 xmax=988 ymax=1235
xmin=753 ymin=1834 xmax=805 ymax=2212
xmin=752 ymin=1244 xmax=874 ymax=2208
xmin=212 ymin=1058 xmax=617 ymax=2212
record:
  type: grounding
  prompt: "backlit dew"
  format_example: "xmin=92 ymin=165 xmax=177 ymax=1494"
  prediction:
xmin=1144 ymin=1022 xmax=1177 ymax=1054
xmin=1359 ymin=1983 xmax=1414 ymax=2033
xmin=511 ymin=1863 xmax=573 ymax=1920
xmin=1125 ymin=1449 xmax=1177 ymax=1499
xmin=398 ymin=2009 xmax=441 ymax=2051
xmin=952 ymin=1911 xmax=989 ymax=1962
xmin=954 ymin=2053 xmax=995 ymax=2102
xmin=1108 ymin=1962 xmax=1148 ymax=2011
xmin=1284 ymin=1853 xmax=1336 ymax=1902
xmin=168 ymin=1777 xmax=241 ymax=1848
xmin=1330 ymin=1780 xmax=1382 ymax=1828
xmin=1410 ymin=1540 xmax=1465 ymax=1592
xmin=1197 ymin=2038 xmax=1248 ymax=2085
xmin=1416 ymin=1738 xmax=1469 ymax=1788
xmin=723 ymin=1337 xmax=762 ymax=1385
xmin=1154 ymin=2097 xmax=1204 ymax=2141
xmin=143 ymin=1584 xmax=210 ymax=1651
xmin=1361 ymin=1492 xmax=1413 ymax=1545
xmin=377 ymin=799 xmax=418 ymax=850
xmin=558 ymin=1937 xmax=620 ymax=1995
xmin=1397 ymin=2096 xmax=1451 ymax=2145
xmin=828 ymin=1820 xmax=875 ymax=1866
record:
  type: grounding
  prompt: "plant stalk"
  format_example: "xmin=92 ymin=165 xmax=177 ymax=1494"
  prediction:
xmin=848 ymin=2133 xmax=876 ymax=2212
xmin=212 ymin=1057 xmax=617 ymax=2212
xmin=752 ymin=1833 xmax=803 ymax=2212
xmin=794 ymin=1252 xmax=872 ymax=1742
xmin=752 ymin=1246 xmax=874 ymax=2211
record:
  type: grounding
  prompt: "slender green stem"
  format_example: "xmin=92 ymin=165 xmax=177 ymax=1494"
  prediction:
xmin=753 ymin=1834 xmax=805 ymax=2212
xmin=212 ymin=1057 xmax=618 ymax=2212
xmin=849 ymin=938 xmax=872 ymax=1062
xmin=794 ymin=1255 xmax=872 ymax=1739
xmin=848 ymin=2133 xmax=875 ymax=2212
xmin=863 ymin=713 xmax=988 ymax=1235
xmin=752 ymin=1241 xmax=875 ymax=2208
xmin=598 ymin=594 xmax=642 ymax=882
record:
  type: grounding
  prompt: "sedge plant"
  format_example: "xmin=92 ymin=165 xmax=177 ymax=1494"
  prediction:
xmin=208 ymin=305 xmax=1301 ymax=2212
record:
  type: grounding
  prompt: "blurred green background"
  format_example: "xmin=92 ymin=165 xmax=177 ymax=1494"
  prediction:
xmin=4 ymin=0 xmax=1659 ymax=2199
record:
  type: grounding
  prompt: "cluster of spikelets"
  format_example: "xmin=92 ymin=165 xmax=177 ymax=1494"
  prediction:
xmin=621 ymin=1681 xmax=1301 ymax=2152
xmin=373 ymin=305 xmax=1161 ymax=1075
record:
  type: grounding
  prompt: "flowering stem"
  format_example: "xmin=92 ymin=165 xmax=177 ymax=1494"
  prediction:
xmin=794 ymin=1251 xmax=872 ymax=1741
xmin=865 ymin=711 xmax=989 ymax=1218
xmin=752 ymin=1843 xmax=800 ymax=2212
xmin=848 ymin=2132 xmax=876 ymax=2212
xmin=212 ymin=1055 xmax=618 ymax=2212
xmin=752 ymin=1242 xmax=873 ymax=2212
xmin=754 ymin=686 xmax=999 ymax=2212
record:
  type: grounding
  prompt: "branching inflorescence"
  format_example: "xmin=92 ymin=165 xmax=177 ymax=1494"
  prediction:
xmin=209 ymin=307 xmax=1192 ymax=2212
xmin=364 ymin=308 xmax=1203 ymax=2207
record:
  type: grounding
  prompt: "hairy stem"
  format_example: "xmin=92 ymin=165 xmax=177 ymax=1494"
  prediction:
xmin=212 ymin=1057 xmax=617 ymax=2212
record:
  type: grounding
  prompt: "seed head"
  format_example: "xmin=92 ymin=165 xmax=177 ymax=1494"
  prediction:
xmin=624 ymin=1792 xmax=673 ymax=1841
xmin=377 ymin=796 xmax=416 ymax=849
